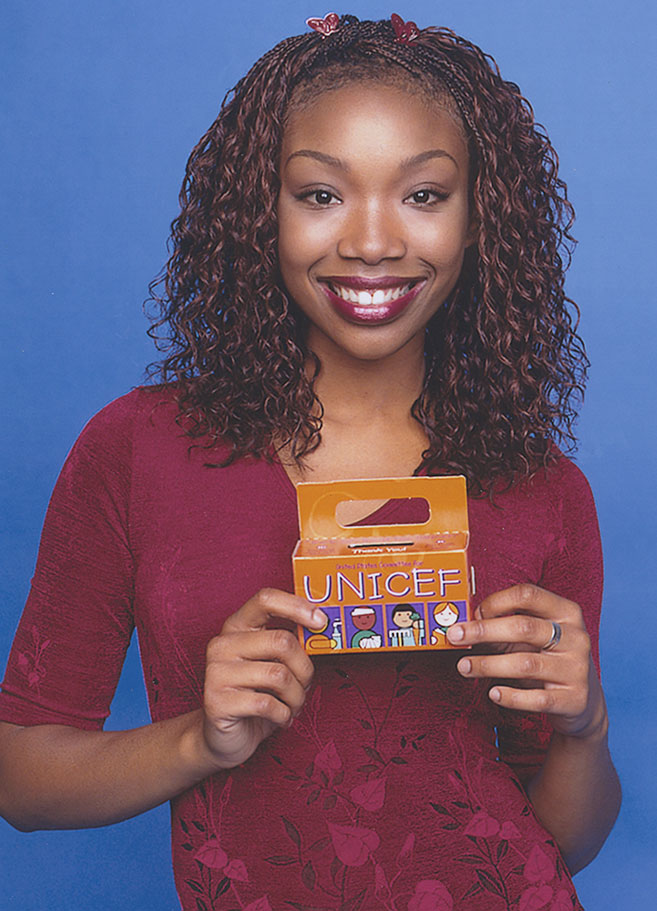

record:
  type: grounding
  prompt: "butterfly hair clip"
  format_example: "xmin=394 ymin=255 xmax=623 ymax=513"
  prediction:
xmin=306 ymin=12 xmax=340 ymax=37
xmin=390 ymin=13 xmax=420 ymax=44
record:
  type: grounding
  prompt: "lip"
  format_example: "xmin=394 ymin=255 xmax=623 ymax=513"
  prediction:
xmin=320 ymin=279 xmax=426 ymax=326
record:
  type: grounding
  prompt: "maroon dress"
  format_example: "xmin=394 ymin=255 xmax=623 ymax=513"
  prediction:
xmin=0 ymin=389 xmax=603 ymax=911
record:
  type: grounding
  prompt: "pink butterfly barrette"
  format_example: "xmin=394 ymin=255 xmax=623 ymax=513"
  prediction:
xmin=390 ymin=13 xmax=420 ymax=44
xmin=306 ymin=12 xmax=340 ymax=37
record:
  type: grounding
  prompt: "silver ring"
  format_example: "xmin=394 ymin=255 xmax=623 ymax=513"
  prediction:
xmin=542 ymin=621 xmax=562 ymax=651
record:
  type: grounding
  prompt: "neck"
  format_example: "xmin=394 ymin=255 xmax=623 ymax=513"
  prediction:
xmin=309 ymin=334 xmax=427 ymax=425
xmin=278 ymin=328 xmax=430 ymax=487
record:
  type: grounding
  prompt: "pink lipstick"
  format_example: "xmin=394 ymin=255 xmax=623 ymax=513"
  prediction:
xmin=320 ymin=277 xmax=425 ymax=326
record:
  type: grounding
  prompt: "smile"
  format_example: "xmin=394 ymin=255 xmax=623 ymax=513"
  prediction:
xmin=319 ymin=277 xmax=426 ymax=326
xmin=326 ymin=281 xmax=416 ymax=306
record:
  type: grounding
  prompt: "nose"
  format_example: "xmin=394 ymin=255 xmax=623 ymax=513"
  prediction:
xmin=336 ymin=200 xmax=406 ymax=264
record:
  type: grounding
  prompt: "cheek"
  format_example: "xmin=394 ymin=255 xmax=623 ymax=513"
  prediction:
xmin=278 ymin=214 xmax=324 ymax=281
xmin=410 ymin=220 xmax=470 ymax=270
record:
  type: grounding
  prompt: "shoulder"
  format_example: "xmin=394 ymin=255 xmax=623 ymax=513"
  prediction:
xmin=472 ymin=449 xmax=600 ymax=556
xmin=59 ymin=386 xmax=185 ymax=485
xmin=36 ymin=390 xmax=178 ymax=549
xmin=528 ymin=448 xmax=598 ymax=516
xmin=70 ymin=386 xmax=246 ymax=492
xmin=75 ymin=386 xmax=175 ymax=442
xmin=521 ymin=450 xmax=602 ymax=576
xmin=487 ymin=446 xmax=594 ymax=506
xmin=70 ymin=385 xmax=209 ymax=459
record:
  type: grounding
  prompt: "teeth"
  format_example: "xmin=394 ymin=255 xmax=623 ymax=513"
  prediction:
xmin=330 ymin=283 xmax=413 ymax=305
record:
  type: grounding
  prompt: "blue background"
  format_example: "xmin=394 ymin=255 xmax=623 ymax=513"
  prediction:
xmin=1 ymin=1 xmax=655 ymax=907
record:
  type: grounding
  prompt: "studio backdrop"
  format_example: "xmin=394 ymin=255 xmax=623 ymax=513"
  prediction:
xmin=1 ymin=1 xmax=655 ymax=908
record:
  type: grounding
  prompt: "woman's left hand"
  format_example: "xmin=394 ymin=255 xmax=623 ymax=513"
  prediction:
xmin=446 ymin=583 xmax=608 ymax=739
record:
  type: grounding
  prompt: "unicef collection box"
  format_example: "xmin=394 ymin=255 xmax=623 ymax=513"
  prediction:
xmin=293 ymin=476 xmax=475 ymax=654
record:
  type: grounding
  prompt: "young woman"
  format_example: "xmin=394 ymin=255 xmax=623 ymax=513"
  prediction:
xmin=0 ymin=14 xmax=620 ymax=910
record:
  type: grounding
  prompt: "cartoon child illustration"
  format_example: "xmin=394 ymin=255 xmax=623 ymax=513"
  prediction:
xmin=305 ymin=613 xmax=342 ymax=652
xmin=430 ymin=601 xmax=461 ymax=646
xmin=388 ymin=603 xmax=424 ymax=647
xmin=350 ymin=607 xmax=382 ymax=649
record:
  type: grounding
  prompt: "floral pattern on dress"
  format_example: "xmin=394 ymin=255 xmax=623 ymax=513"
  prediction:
xmin=173 ymin=658 xmax=582 ymax=911
xmin=16 ymin=625 xmax=50 ymax=693
xmin=176 ymin=776 xmax=267 ymax=910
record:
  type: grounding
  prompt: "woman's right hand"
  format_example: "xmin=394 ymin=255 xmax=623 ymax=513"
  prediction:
xmin=0 ymin=591 xmax=323 ymax=830
xmin=201 ymin=589 xmax=324 ymax=770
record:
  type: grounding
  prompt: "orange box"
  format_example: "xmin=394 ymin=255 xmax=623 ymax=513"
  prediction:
xmin=293 ymin=476 xmax=475 ymax=654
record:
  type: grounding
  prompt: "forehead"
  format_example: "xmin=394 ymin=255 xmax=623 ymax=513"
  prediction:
xmin=281 ymin=80 xmax=468 ymax=168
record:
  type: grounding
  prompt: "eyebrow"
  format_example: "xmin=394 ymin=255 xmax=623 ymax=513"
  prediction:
xmin=400 ymin=149 xmax=458 ymax=170
xmin=285 ymin=148 xmax=459 ymax=171
xmin=285 ymin=150 xmax=347 ymax=170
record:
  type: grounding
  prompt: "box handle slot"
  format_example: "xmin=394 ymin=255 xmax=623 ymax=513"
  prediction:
xmin=296 ymin=476 xmax=468 ymax=540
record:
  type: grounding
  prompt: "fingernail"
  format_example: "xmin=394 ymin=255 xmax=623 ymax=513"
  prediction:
xmin=489 ymin=687 xmax=501 ymax=703
xmin=311 ymin=609 xmax=328 ymax=627
xmin=458 ymin=658 xmax=471 ymax=675
xmin=448 ymin=624 xmax=465 ymax=642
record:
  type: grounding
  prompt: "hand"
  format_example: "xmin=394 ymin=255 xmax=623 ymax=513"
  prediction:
xmin=201 ymin=589 xmax=324 ymax=769
xmin=446 ymin=584 xmax=607 ymax=739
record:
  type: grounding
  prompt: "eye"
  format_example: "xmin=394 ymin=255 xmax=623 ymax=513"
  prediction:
xmin=299 ymin=189 xmax=340 ymax=206
xmin=406 ymin=188 xmax=448 ymax=206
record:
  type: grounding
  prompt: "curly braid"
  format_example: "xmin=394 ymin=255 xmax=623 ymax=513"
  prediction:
xmin=146 ymin=14 xmax=587 ymax=493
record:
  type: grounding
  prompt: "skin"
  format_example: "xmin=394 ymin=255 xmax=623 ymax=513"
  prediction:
xmin=279 ymin=83 xmax=620 ymax=872
xmin=278 ymin=82 xmax=475 ymax=370
xmin=0 ymin=82 xmax=619 ymax=874
xmin=434 ymin=604 xmax=459 ymax=627
xmin=392 ymin=609 xmax=417 ymax=629
xmin=352 ymin=610 xmax=376 ymax=631
xmin=393 ymin=610 xmax=412 ymax=627
xmin=445 ymin=584 xmax=620 ymax=870
xmin=0 ymin=590 xmax=324 ymax=829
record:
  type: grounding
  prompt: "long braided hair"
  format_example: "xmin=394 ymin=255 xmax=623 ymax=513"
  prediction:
xmin=147 ymin=14 xmax=587 ymax=493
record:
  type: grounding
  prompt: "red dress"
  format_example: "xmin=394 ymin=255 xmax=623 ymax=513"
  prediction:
xmin=0 ymin=389 xmax=603 ymax=910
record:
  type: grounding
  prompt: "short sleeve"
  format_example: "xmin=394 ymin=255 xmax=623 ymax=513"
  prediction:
xmin=0 ymin=395 xmax=138 ymax=730
xmin=496 ymin=457 xmax=604 ymax=784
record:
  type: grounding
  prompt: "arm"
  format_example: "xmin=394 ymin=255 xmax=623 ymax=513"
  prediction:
xmin=0 ymin=711 xmax=211 ymax=831
xmin=0 ymin=399 xmax=320 ymax=831
xmin=525 ymin=672 xmax=620 ymax=874
xmin=0 ymin=589 xmax=322 ymax=831
xmin=447 ymin=584 xmax=621 ymax=872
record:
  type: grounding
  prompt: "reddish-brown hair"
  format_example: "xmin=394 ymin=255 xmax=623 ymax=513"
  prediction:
xmin=147 ymin=15 xmax=587 ymax=493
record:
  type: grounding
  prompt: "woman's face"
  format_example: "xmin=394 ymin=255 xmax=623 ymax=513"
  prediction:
xmin=434 ymin=604 xmax=459 ymax=627
xmin=277 ymin=81 xmax=475 ymax=365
